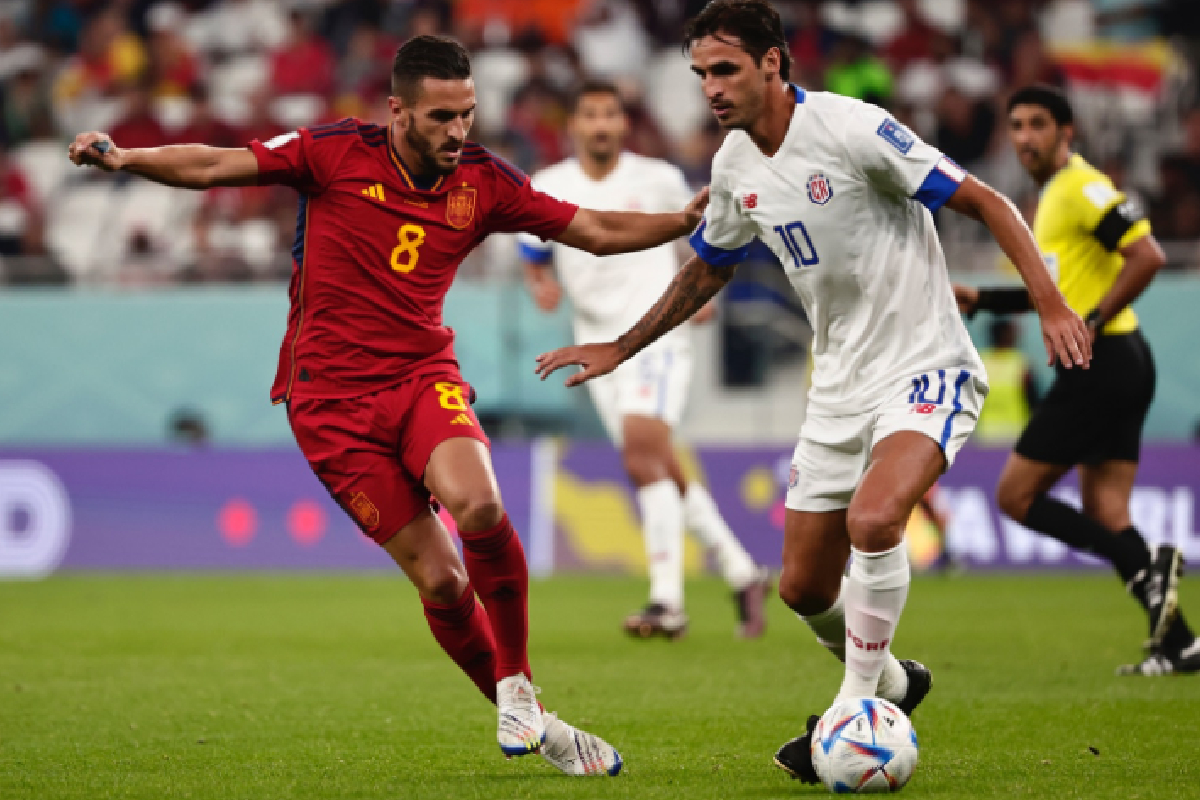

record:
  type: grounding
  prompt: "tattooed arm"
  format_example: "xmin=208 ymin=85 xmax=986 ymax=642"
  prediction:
xmin=535 ymin=256 xmax=734 ymax=387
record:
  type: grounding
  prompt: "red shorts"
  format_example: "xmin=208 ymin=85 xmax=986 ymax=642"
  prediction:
xmin=287 ymin=368 xmax=489 ymax=544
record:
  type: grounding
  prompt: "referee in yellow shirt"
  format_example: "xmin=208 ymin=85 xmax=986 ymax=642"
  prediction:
xmin=957 ymin=85 xmax=1197 ymax=676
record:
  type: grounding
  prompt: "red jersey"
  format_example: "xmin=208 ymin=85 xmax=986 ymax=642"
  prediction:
xmin=249 ymin=118 xmax=578 ymax=402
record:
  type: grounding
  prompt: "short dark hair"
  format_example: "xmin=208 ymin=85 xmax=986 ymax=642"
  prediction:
xmin=683 ymin=0 xmax=792 ymax=82
xmin=391 ymin=34 xmax=472 ymax=101
xmin=1007 ymin=84 xmax=1074 ymax=126
xmin=570 ymin=78 xmax=624 ymax=114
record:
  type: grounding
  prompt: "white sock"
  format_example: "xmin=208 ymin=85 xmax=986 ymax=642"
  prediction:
xmin=637 ymin=479 xmax=685 ymax=609
xmin=838 ymin=543 xmax=911 ymax=700
xmin=800 ymin=579 xmax=847 ymax=661
xmin=684 ymin=482 xmax=758 ymax=589
xmin=801 ymin=578 xmax=908 ymax=702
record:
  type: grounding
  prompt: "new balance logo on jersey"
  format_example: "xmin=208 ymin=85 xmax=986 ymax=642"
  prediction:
xmin=743 ymin=193 xmax=758 ymax=209
xmin=450 ymin=413 xmax=473 ymax=426
xmin=848 ymin=628 xmax=889 ymax=652
xmin=912 ymin=403 xmax=937 ymax=414
xmin=361 ymin=183 xmax=386 ymax=201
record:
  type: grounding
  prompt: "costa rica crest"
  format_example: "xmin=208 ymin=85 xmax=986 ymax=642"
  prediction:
xmin=446 ymin=184 xmax=477 ymax=229
xmin=807 ymin=173 xmax=833 ymax=205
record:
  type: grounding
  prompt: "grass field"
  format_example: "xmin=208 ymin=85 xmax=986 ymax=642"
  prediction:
xmin=2 ymin=574 xmax=1198 ymax=799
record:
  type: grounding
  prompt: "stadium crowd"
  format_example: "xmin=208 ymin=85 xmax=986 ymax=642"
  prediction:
xmin=1 ymin=0 xmax=1200 ymax=285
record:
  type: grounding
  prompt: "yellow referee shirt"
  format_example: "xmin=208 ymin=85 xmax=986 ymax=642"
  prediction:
xmin=1032 ymin=153 xmax=1151 ymax=335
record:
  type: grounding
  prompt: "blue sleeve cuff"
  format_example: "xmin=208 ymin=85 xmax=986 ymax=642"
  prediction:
xmin=517 ymin=239 xmax=553 ymax=265
xmin=913 ymin=158 xmax=966 ymax=212
xmin=689 ymin=221 xmax=750 ymax=268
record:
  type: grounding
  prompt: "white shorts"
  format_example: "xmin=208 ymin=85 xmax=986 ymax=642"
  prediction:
xmin=786 ymin=368 xmax=988 ymax=513
xmin=586 ymin=337 xmax=692 ymax=445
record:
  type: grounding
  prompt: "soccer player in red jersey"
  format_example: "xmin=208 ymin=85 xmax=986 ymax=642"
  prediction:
xmin=67 ymin=35 xmax=708 ymax=776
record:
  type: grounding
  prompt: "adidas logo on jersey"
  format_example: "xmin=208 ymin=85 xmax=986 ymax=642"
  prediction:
xmin=450 ymin=413 xmax=473 ymax=426
xmin=361 ymin=183 xmax=386 ymax=201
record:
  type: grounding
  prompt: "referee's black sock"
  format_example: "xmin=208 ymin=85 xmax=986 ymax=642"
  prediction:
xmin=1022 ymin=496 xmax=1151 ymax=583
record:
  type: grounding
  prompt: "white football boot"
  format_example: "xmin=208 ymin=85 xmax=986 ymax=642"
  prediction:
xmin=496 ymin=674 xmax=545 ymax=756
xmin=540 ymin=711 xmax=624 ymax=776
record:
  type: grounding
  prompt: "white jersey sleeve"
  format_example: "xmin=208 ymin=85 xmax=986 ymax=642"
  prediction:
xmin=688 ymin=163 xmax=756 ymax=268
xmin=842 ymin=102 xmax=967 ymax=213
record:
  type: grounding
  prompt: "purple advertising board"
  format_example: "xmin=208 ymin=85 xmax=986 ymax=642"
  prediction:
xmin=2 ymin=443 xmax=1198 ymax=577
xmin=0 ymin=446 xmax=533 ymax=577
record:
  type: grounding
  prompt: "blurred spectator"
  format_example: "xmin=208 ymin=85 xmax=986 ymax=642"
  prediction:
xmin=935 ymin=85 xmax=996 ymax=169
xmin=1006 ymin=29 xmax=1065 ymax=89
xmin=185 ymin=0 xmax=287 ymax=58
xmin=145 ymin=3 xmax=200 ymax=98
xmin=54 ymin=9 xmax=147 ymax=102
xmin=168 ymin=407 xmax=210 ymax=446
xmin=789 ymin=0 xmax=838 ymax=89
xmin=271 ymin=8 xmax=336 ymax=98
xmin=174 ymin=85 xmax=239 ymax=148
xmin=0 ymin=145 xmax=43 ymax=257
xmin=336 ymin=23 xmax=394 ymax=101
xmin=0 ymin=44 xmax=54 ymax=147
xmin=884 ymin=0 xmax=944 ymax=71
xmin=824 ymin=34 xmax=893 ymax=106
xmin=574 ymin=0 xmax=651 ymax=80
xmin=109 ymin=82 xmax=170 ymax=150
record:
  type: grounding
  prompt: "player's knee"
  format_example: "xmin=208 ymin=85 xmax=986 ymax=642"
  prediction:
xmin=421 ymin=562 xmax=469 ymax=605
xmin=778 ymin=571 xmax=838 ymax=617
xmin=846 ymin=503 xmax=906 ymax=552
xmin=622 ymin=449 xmax=667 ymax=487
xmin=448 ymin=492 xmax=505 ymax=533
xmin=996 ymin=479 xmax=1034 ymax=523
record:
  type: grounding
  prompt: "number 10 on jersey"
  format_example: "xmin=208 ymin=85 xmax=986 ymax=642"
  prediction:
xmin=774 ymin=221 xmax=819 ymax=268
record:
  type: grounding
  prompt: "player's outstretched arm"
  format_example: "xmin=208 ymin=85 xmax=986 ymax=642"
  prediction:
xmin=555 ymin=187 xmax=709 ymax=257
xmin=68 ymin=132 xmax=258 ymax=190
xmin=535 ymin=254 xmax=732 ymax=387
xmin=522 ymin=261 xmax=563 ymax=312
xmin=944 ymin=175 xmax=1091 ymax=369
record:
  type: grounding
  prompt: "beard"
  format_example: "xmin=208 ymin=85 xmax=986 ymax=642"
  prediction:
xmin=405 ymin=123 xmax=458 ymax=176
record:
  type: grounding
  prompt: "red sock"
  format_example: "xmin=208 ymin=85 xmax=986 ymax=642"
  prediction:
xmin=421 ymin=584 xmax=498 ymax=704
xmin=459 ymin=514 xmax=531 ymax=681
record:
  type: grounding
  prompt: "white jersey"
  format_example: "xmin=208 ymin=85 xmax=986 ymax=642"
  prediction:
xmin=693 ymin=87 xmax=986 ymax=414
xmin=517 ymin=152 xmax=692 ymax=345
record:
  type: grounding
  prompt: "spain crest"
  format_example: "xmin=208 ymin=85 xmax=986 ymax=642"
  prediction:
xmin=446 ymin=184 xmax=477 ymax=229
xmin=348 ymin=491 xmax=380 ymax=530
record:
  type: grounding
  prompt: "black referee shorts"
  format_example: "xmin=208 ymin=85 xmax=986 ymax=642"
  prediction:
xmin=1014 ymin=329 xmax=1155 ymax=465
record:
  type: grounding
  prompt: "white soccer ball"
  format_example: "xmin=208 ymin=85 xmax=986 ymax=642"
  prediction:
xmin=810 ymin=697 xmax=919 ymax=793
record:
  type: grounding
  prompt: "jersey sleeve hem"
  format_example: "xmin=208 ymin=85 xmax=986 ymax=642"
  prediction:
xmin=689 ymin=221 xmax=749 ymax=268
xmin=517 ymin=238 xmax=554 ymax=264
xmin=912 ymin=157 xmax=966 ymax=212
xmin=1114 ymin=219 xmax=1152 ymax=252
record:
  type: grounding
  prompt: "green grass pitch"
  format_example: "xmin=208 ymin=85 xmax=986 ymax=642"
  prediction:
xmin=2 ymin=573 xmax=1197 ymax=799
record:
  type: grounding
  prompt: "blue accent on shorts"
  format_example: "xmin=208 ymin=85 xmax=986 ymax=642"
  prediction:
xmin=940 ymin=370 xmax=971 ymax=450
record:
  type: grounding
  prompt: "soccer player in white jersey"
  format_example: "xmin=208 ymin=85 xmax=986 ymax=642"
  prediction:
xmin=518 ymin=79 xmax=769 ymax=640
xmin=536 ymin=0 xmax=1092 ymax=781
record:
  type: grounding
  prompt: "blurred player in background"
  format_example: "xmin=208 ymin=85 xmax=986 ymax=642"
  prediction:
xmin=957 ymin=84 xmax=1199 ymax=676
xmin=974 ymin=319 xmax=1039 ymax=447
xmin=518 ymin=79 xmax=769 ymax=641
xmin=68 ymin=34 xmax=713 ymax=774
xmin=536 ymin=0 xmax=1091 ymax=783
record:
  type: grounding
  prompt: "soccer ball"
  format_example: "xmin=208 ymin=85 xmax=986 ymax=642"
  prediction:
xmin=810 ymin=697 xmax=919 ymax=793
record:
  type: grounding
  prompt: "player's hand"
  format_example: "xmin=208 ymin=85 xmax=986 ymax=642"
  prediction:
xmin=952 ymin=283 xmax=979 ymax=317
xmin=683 ymin=186 xmax=710 ymax=230
xmin=67 ymin=133 xmax=123 ymax=171
xmin=692 ymin=299 xmax=718 ymax=324
xmin=535 ymin=342 xmax=623 ymax=387
xmin=1040 ymin=300 xmax=1091 ymax=370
